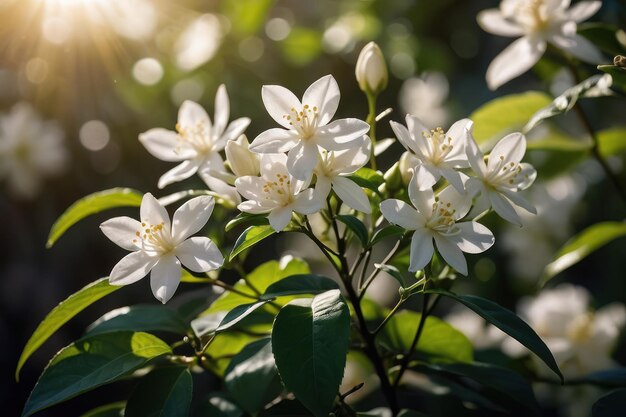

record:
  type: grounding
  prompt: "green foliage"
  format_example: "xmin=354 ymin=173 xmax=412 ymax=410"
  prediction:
xmin=543 ymin=222 xmax=626 ymax=284
xmin=429 ymin=289 xmax=563 ymax=381
xmin=349 ymin=167 xmax=385 ymax=195
xmin=125 ymin=366 xmax=193 ymax=417
xmin=192 ymin=394 xmax=244 ymax=417
xmin=578 ymin=23 xmax=625 ymax=56
xmin=261 ymin=274 xmax=340 ymax=299
xmin=229 ymin=225 xmax=276 ymax=262
xmin=22 ymin=332 xmax=171 ymax=417
xmin=225 ymin=213 xmax=269 ymax=232
xmin=280 ymin=28 xmax=323 ymax=66
xmin=86 ymin=305 xmax=188 ymax=337
xmin=370 ymin=225 xmax=404 ymax=247
xmin=79 ymin=402 xmax=125 ymax=417
xmin=573 ymin=368 xmax=626 ymax=387
xmin=16 ymin=277 xmax=120 ymax=380
xmin=598 ymin=127 xmax=626 ymax=157
xmin=272 ymin=291 xmax=351 ymax=417
xmin=223 ymin=0 xmax=274 ymax=36
xmin=336 ymin=214 xmax=369 ymax=246
xmin=47 ymin=188 xmax=142 ymax=248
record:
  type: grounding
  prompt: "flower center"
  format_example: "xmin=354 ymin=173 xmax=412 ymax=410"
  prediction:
xmin=422 ymin=127 xmax=453 ymax=166
xmin=566 ymin=313 xmax=594 ymax=344
xmin=426 ymin=199 xmax=460 ymax=236
xmin=515 ymin=0 xmax=551 ymax=32
xmin=283 ymin=104 xmax=319 ymax=139
xmin=262 ymin=172 xmax=294 ymax=206
xmin=133 ymin=221 xmax=174 ymax=254
xmin=485 ymin=155 xmax=530 ymax=190
xmin=175 ymin=121 xmax=213 ymax=155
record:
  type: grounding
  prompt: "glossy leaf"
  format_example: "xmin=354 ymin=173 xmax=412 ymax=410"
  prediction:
xmin=336 ymin=214 xmax=369 ymax=247
xmin=47 ymin=188 xmax=142 ymax=248
xmin=272 ymin=291 xmax=350 ymax=417
xmin=573 ymin=368 xmax=626 ymax=387
xmin=261 ymin=274 xmax=339 ymax=300
xmin=592 ymin=389 xmax=626 ymax=417
xmin=579 ymin=23 xmax=624 ymax=56
xmin=86 ymin=305 xmax=187 ymax=337
xmin=374 ymin=263 xmax=406 ymax=288
xmin=79 ymin=402 xmax=125 ymax=417
xmin=429 ymin=289 xmax=562 ymax=381
xmin=215 ymin=301 xmax=272 ymax=332
xmin=229 ymin=225 xmax=276 ymax=262
xmin=192 ymin=393 xmax=244 ymax=417
xmin=370 ymin=225 xmax=404 ymax=247
xmin=16 ymin=277 xmax=120 ymax=380
xmin=125 ymin=366 xmax=192 ymax=417
xmin=349 ymin=167 xmax=384 ymax=195
xmin=225 ymin=213 xmax=269 ymax=232
xmin=22 ymin=332 xmax=172 ymax=417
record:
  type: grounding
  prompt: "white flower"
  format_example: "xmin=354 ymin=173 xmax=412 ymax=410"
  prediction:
xmin=235 ymin=153 xmax=322 ymax=232
xmin=380 ymin=173 xmax=494 ymax=275
xmin=139 ymin=85 xmax=250 ymax=204
xmin=0 ymin=102 xmax=68 ymax=199
xmin=399 ymin=72 xmax=449 ymax=128
xmin=225 ymin=134 xmax=260 ymax=177
xmin=478 ymin=0 xmax=603 ymax=90
xmin=100 ymin=193 xmax=223 ymax=303
xmin=314 ymin=135 xmax=372 ymax=213
xmin=355 ymin=41 xmax=388 ymax=95
xmin=390 ymin=115 xmax=472 ymax=193
xmin=249 ymin=74 xmax=370 ymax=181
xmin=446 ymin=309 xmax=507 ymax=350
xmin=466 ymin=133 xmax=537 ymax=226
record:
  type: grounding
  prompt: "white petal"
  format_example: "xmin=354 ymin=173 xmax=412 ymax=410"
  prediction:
xmin=109 ymin=250 xmax=158 ymax=286
xmin=477 ymin=9 xmax=524 ymax=37
xmin=171 ymin=195 xmax=215 ymax=243
xmin=292 ymin=188 xmax=323 ymax=215
xmin=501 ymin=189 xmax=537 ymax=214
xmin=235 ymin=176 xmax=267 ymax=200
xmin=451 ymin=222 xmax=495 ymax=254
xmin=409 ymin=228 xmax=434 ymax=272
xmin=315 ymin=118 xmax=370 ymax=151
xmin=445 ymin=118 xmax=472 ymax=163
xmin=413 ymin=164 xmax=440 ymax=191
xmin=140 ymin=193 xmax=171 ymax=230
xmin=238 ymin=200 xmax=272 ymax=214
xmin=438 ymin=185 xmax=472 ymax=219
xmin=439 ymin=168 xmax=466 ymax=194
xmin=405 ymin=115 xmax=432 ymax=157
xmin=517 ymin=162 xmax=537 ymax=190
xmin=488 ymin=132 xmax=526 ymax=170
xmin=408 ymin=170 xmax=436 ymax=217
xmin=200 ymin=171 xmax=241 ymax=205
xmin=178 ymin=100 xmax=211 ymax=132
xmin=157 ymin=159 xmax=201 ymax=189
xmin=332 ymin=176 xmax=371 ymax=213
xmin=486 ymin=37 xmax=546 ymax=90
xmin=489 ymin=190 xmax=522 ymax=226
xmin=249 ymin=128 xmax=300 ymax=154
xmin=213 ymin=84 xmax=229 ymax=137
xmin=150 ymin=254 xmax=182 ymax=304
xmin=550 ymin=34 xmax=603 ymax=63
xmin=222 ymin=117 xmax=251 ymax=141
xmin=565 ymin=1 xmax=601 ymax=22
xmin=100 ymin=216 xmax=142 ymax=251
xmin=433 ymin=234 xmax=468 ymax=275
xmin=261 ymin=85 xmax=302 ymax=129
xmin=329 ymin=136 xmax=371 ymax=174
xmin=259 ymin=153 xmax=289 ymax=177
xmin=301 ymin=74 xmax=340 ymax=125
xmin=139 ymin=128 xmax=196 ymax=162
xmin=466 ymin=137 xmax=488 ymax=177
xmin=176 ymin=236 xmax=223 ymax=272
xmin=268 ymin=207 xmax=293 ymax=231
xmin=287 ymin=141 xmax=318 ymax=181
xmin=315 ymin=175 xmax=332 ymax=200
xmin=390 ymin=120 xmax=419 ymax=156
xmin=380 ymin=199 xmax=422 ymax=230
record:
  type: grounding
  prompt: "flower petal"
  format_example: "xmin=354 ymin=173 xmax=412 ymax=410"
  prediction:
xmin=488 ymin=132 xmax=526 ymax=171
xmin=109 ymin=250 xmax=158 ymax=286
xmin=413 ymin=163 xmax=440 ymax=191
xmin=438 ymin=185 xmax=472 ymax=219
xmin=200 ymin=171 xmax=241 ymax=205
xmin=466 ymin=137 xmax=488 ymax=177
xmin=235 ymin=176 xmax=267 ymax=200
xmin=292 ymin=188 xmax=323 ymax=215
xmin=176 ymin=236 xmax=223 ymax=272
xmin=405 ymin=115 xmax=432 ymax=157
xmin=477 ymin=9 xmax=524 ymax=37
xmin=315 ymin=118 xmax=370 ymax=150
xmin=100 ymin=216 xmax=142 ymax=251
xmin=380 ymin=199 xmax=422 ymax=230
xmin=332 ymin=176 xmax=371 ymax=213
xmin=262 ymin=84 xmax=302 ymax=129
xmin=409 ymin=228 xmax=434 ymax=272
xmin=287 ymin=141 xmax=318 ymax=181
xmin=390 ymin=120 xmax=419 ymax=156
xmin=178 ymin=100 xmax=212 ymax=132
xmin=451 ymin=222 xmax=495 ymax=254
xmin=549 ymin=34 xmax=603 ymax=63
xmin=157 ymin=159 xmax=201 ymax=189
xmin=433 ymin=234 xmax=468 ymax=275
xmin=301 ymin=74 xmax=340 ymax=125
xmin=486 ymin=36 xmax=546 ymax=90
xmin=150 ymin=254 xmax=182 ymax=304
xmin=171 ymin=195 xmax=215 ymax=243
xmin=439 ymin=168 xmax=467 ymax=194
xmin=517 ymin=162 xmax=537 ymax=190
xmin=268 ymin=207 xmax=293 ymax=231
xmin=222 ymin=117 xmax=251 ymax=142
xmin=315 ymin=175 xmax=332 ymax=200
xmin=565 ymin=1 xmax=601 ymax=22
xmin=140 ymin=193 xmax=171 ymax=230
xmin=327 ymin=136 xmax=371 ymax=175
xmin=501 ymin=189 xmax=537 ymax=214
xmin=249 ymin=128 xmax=300 ymax=154
xmin=489 ymin=190 xmax=522 ymax=226
xmin=139 ymin=128 xmax=196 ymax=162
xmin=408 ymin=170 xmax=436 ymax=217
xmin=213 ymin=84 xmax=229 ymax=137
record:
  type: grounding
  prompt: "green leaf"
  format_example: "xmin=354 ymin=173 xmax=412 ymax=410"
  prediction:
xmin=280 ymin=27 xmax=322 ymax=66
xmin=597 ymin=127 xmax=626 ymax=157
xmin=206 ymin=332 xmax=263 ymax=376
xmin=192 ymin=393 xmax=244 ymax=417
xmin=261 ymin=274 xmax=340 ymax=300
xmin=429 ymin=289 xmax=563 ymax=381
xmin=86 ymin=305 xmax=187 ymax=337
xmin=374 ymin=263 xmax=406 ymax=288
xmin=579 ymin=23 xmax=624 ymax=56
xmin=47 ymin=188 xmax=142 ymax=248
xmin=225 ymin=213 xmax=269 ymax=232
xmin=258 ymin=399 xmax=312 ymax=416
xmin=470 ymin=92 xmax=552 ymax=145
xmin=397 ymin=411 xmax=430 ymax=417
xmin=272 ymin=291 xmax=351 ymax=417
xmin=379 ymin=310 xmax=473 ymax=363
xmin=79 ymin=402 xmax=125 ymax=417
xmin=16 ymin=277 xmax=120 ymax=381
xmin=370 ymin=225 xmax=404 ymax=247
xmin=225 ymin=339 xmax=283 ymax=413
xmin=336 ymin=214 xmax=369 ymax=247
xmin=592 ymin=389 xmax=626 ymax=417
xmin=125 ymin=366 xmax=192 ymax=417
xmin=573 ymin=368 xmax=626 ymax=387
xmin=598 ymin=65 xmax=626 ymax=93
xmin=543 ymin=222 xmax=626 ymax=284
xmin=22 ymin=331 xmax=172 ymax=417
xmin=224 ymin=0 xmax=273 ymax=36
xmin=229 ymin=225 xmax=276 ymax=262
xmin=349 ymin=167 xmax=384 ymax=195
xmin=216 ymin=301 xmax=272 ymax=332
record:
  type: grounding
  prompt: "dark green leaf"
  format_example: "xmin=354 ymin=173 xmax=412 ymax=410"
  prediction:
xmin=22 ymin=332 xmax=172 ymax=417
xmin=125 ymin=366 xmax=192 ymax=417
xmin=573 ymin=368 xmax=626 ymax=387
xmin=349 ymin=167 xmax=384 ymax=195
xmin=543 ymin=222 xmax=626 ymax=284
xmin=272 ymin=291 xmax=350 ymax=417
xmin=370 ymin=225 xmax=404 ymax=247
xmin=336 ymin=214 xmax=369 ymax=247
xmin=225 ymin=339 xmax=282 ymax=413
xmin=225 ymin=213 xmax=269 ymax=232
xmin=79 ymin=402 xmax=125 ymax=417
xmin=192 ymin=393 xmax=244 ymax=417
xmin=429 ymin=289 xmax=562 ymax=381
xmin=229 ymin=225 xmax=275 ymax=262
xmin=86 ymin=305 xmax=187 ymax=337
xmin=592 ymin=389 xmax=626 ymax=417
xmin=597 ymin=127 xmax=626 ymax=157
xmin=397 ymin=411 xmax=430 ymax=417
xmin=216 ymin=301 xmax=272 ymax=332
xmin=579 ymin=23 xmax=624 ymax=56
xmin=16 ymin=278 xmax=120 ymax=381
xmin=261 ymin=274 xmax=339 ymax=300
xmin=47 ymin=188 xmax=142 ymax=248
xmin=374 ymin=263 xmax=406 ymax=287
xmin=258 ymin=399 xmax=313 ymax=416
xmin=598 ymin=65 xmax=626 ymax=93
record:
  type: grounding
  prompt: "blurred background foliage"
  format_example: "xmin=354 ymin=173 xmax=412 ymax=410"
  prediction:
xmin=1 ymin=0 xmax=626 ymax=415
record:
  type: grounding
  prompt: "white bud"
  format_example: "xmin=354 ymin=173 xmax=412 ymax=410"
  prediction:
xmin=398 ymin=151 xmax=419 ymax=185
xmin=226 ymin=135 xmax=260 ymax=177
xmin=355 ymin=42 xmax=388 ymax=95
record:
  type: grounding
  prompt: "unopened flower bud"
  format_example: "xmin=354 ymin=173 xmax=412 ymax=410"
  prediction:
xmin=614 ymin=55 xmax=626 ymax=68
xmin=226 ymin=135 xmax=260 ymax=177
xmin=355 ymin=42 xmax=388 ymax=95
xmin=383 ymin=161 xmax=403 ymax=192
xmin=398 ymin=151 xmax=419 ymax=185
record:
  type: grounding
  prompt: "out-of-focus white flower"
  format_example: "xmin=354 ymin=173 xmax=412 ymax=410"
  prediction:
xmin=100 ymin=194 xmax=223 ymax=304
xmin=380 ymin=174 xmax=494 ymax=274
xmin=390 ymin=115 xmax=472 ymax=192
xmin=249 ymin=75 xmax=370 ymax=181
xmin=235 ymin=154 xmax=322 ymax=232
xmin=175 ymin=14 xmax=223 ymax=72
xmin=225 ymin=135 xmax=260 ymax=177
xmin=478 ymin=0 xmax=603 ymax=89
xmin=139 ymin=85 xmax=250 ymax=204
xmin=355 ymin=42 xmax=388 ymax=95
xmin=315 ymin=135 xmax=372 ymax=213
xmin=466 ymin=133 xmax=537 ymax=226
xmin=399 ymin=72 xmax=449 ymax=128
xmin=446 ymin=309 xmax=506 ymax=349
xmin=0 ymin=103 xmax=68 ymax=199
